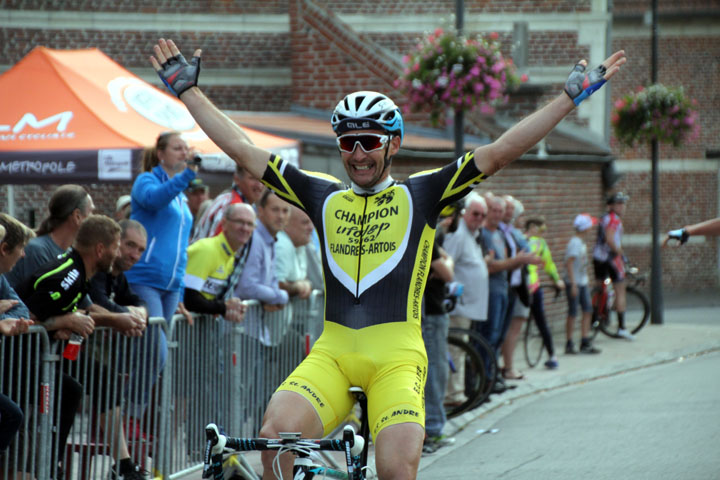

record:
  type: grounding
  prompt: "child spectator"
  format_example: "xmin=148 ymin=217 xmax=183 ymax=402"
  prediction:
xmin=565 ymin=214 xmax=601 ymax=354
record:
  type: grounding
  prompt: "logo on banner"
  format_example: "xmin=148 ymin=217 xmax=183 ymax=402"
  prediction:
xmin=0 ymin=111 xmax=75 ymax=142
xmin=108 ymin=77 xmax=198 ymax=132
xmin=98 ymin=149 xmax=132 ymax=180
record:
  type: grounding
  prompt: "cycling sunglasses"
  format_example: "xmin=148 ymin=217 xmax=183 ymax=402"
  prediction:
xmin=336 ymin=133 xmax=389 ymax=153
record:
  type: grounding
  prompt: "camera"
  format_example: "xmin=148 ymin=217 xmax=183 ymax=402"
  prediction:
xmin=190 ymin=154 xmax=202 ymax=166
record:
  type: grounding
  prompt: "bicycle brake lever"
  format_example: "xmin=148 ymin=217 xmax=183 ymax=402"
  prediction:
xmin=202 ymin=423 xmax=228 ymax=478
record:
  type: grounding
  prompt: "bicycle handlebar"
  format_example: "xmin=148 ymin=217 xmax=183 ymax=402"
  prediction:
xmin=203 ymin=423 xmax=365 ymax=478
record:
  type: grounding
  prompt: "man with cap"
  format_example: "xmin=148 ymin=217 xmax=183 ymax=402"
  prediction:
xmin=592 ymin=192 xmax=633 ymax=340
xmin=186 ymin=177 xmax=211 ymax=238
xmin=115 ymin=195 xmax=132 ymax=221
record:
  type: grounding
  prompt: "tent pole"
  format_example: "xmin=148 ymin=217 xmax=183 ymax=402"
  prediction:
xmin=6 ymin=185 xmax=15 ymax=217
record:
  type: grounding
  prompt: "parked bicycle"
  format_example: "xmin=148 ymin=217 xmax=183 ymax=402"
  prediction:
xmin=523 ymin=284 xmax=563 ymax=368
xmin=590 ymin=265 xmax=649 ymax=339
xmin=204 ymin=388 xmax=370 ymax=480
xmin=444 ymin=327 xmax=497 ymax=419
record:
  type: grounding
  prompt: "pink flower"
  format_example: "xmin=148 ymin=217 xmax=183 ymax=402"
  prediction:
xmin=614 ymin=99 xmax=626 ymax=109
xmin=473 ymin=82 xmax=485 ymax=93
xmin=489 ymin=32 xmax=499 ymax=40
xmin=470 ymin=66 xmax=480 ymax=77
xmin=520 ymin=73 xmax=529 ymax=83
xmin=434 ymin=28 xmax=444 ymax=37
xmin=402 ymin=55 xmax=410 ymax=64
xmin=413 ymin=63 xmax=420 ymax=72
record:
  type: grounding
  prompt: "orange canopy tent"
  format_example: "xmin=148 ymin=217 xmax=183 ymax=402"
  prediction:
xmin=0 ymin=47 xmax=299 ymax=184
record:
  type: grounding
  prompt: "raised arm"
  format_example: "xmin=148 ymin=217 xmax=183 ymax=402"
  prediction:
xmin=474 ymin=51 xmax=627 ymax=175
xmin=149 ymin=38 xmax=271 ymax=180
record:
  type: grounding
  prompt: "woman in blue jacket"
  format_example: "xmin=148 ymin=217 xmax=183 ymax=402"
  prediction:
xmin=125 ymin=131 xmax=197 ymax=424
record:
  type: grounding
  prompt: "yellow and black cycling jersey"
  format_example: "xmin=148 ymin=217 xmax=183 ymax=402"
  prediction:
xmin=263 ymin=151 xmax=488 ymax=437
xmin=262 ymin=151 xmax=488 ymax=331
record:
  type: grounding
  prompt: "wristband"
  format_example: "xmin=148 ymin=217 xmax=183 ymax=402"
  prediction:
xmin=564 ymin=62 xmax=607 ymax=106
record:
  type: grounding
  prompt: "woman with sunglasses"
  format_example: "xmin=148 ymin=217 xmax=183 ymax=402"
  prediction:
xmin=150 ymin=38 xmax=626 ymax=480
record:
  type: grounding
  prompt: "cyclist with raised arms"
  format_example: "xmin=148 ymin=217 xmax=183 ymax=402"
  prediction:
xmin=149 ymin=38 xmax=626 ymax=479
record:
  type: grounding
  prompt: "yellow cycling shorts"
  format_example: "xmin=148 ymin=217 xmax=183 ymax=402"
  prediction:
xmin=276 ymin=322 xmax=427 ymax=440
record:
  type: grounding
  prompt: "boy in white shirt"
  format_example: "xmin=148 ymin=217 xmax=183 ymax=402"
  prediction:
xmin=564 ymin=214 xmax=601 ymax=354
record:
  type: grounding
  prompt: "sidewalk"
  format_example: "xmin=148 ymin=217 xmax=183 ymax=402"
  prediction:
xmin=416 ymin=302 xmax=720 ymax=472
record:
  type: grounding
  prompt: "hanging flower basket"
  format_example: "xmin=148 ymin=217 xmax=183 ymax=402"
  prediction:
xmin=611 ymin=84 xmax=700 ymax=147
xmin=395 ymin=27 xmax=526 ymax=126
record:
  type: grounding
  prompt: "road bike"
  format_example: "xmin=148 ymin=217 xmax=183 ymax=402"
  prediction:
xmin=203 ymin=388 xmax=370 ymax=480
xmin=524 ymin=284 xmax=562 ymax=368
xmin=591 ymin=265 xmax=650 ymax=339
xmin=444 ymin=327 xmax=497 ymax=419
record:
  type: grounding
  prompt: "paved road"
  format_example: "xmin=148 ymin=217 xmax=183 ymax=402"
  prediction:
xmin=418 ymin=350 xmax=720 ymax=479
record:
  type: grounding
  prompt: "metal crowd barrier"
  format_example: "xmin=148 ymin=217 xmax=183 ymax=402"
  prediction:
xmin=0 ymin=292 xmax=323 ymax=479
xmin=0 ymin=326 xmax=54 ymax=480
xmin=161 ymin=291 xmax=324 ymax=478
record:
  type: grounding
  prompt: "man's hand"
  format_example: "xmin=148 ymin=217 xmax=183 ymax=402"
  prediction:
xmin=54 ymin=328 xmax=73 ymax=341
xmin=570 ymin=283 xmax=579 ymax=299
xmin=67 ymin=312 xmax=95 ymax=338
xmin=224 ymin=298 xmax=246 ymax=323
xmin=128 ymin=305 xmax=149 ymax=321
xmin=0 ymin=299 xmax=19 ymax=315
xmin=0 ymin=318 xmax=34 ymax=336
xmin=517 ymin=251 xmax=543 ymax=266
xmin=113 ymin=312 xmax=146 ymax=337
xmin=294 ymin=280 xmax=313 ymax=299
xmin=564 ymin=50 xmax=627 ymax=106
xmin=663 ymin=228 xmax=689 ymax=247
xmin=150 ymin=38 xmax=202 ymax=98
xmin=262 ymin=303 xmax=285 ymax=312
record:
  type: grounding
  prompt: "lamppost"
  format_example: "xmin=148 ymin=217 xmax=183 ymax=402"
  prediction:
xmin=454 ymin=0 xmax=465 ymax=160
xmin=649 ymin=0 xmax=664 ymax=324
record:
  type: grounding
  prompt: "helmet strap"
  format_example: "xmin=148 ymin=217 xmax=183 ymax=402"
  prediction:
xmin=382 ymin=136 xmax=394 ymax=170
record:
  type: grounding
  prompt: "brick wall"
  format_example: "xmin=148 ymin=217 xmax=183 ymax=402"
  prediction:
xmin=610 ymin=1 xmax=720 ymax=290
xmin=2 ymin=1 xmax=288 ymax=13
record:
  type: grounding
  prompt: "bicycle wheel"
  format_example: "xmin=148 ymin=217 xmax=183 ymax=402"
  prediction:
xmin=598 ymin=286 xmax=650 ymax=338
xmin=523 ymin=315 xmax=544 ymax=368
xmin=626 ymin=286 xmax=650 ymax=335
xmin=444 ymin=334 xmax=485 ymax=419
xmin=449 ymin=327 xmax=497 ymax=409
xmin=590 ymin=287 xmax=608 ymax=340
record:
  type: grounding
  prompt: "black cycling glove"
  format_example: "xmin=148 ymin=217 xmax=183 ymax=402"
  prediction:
xmin=564 ymin=62 xmax=607 ymax=106
xmin=156 ymin=53 xmax=201 ymax=97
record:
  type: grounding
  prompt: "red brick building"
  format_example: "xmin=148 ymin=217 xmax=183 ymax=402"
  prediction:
xmin=1 ymin=0 xmax=718 ymax=293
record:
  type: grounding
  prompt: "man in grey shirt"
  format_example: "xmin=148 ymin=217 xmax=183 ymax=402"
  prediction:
xmin=443 ymin=192 xmax=489 ymax=404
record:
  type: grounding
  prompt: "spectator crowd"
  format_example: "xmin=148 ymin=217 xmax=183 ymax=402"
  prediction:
xmin=1 ymin=130 xmax=634 ymax=474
